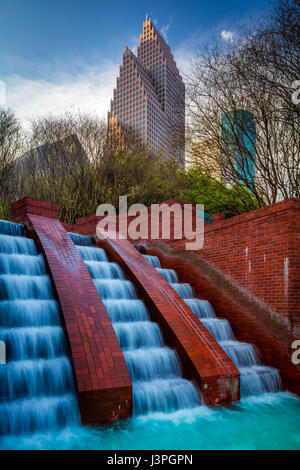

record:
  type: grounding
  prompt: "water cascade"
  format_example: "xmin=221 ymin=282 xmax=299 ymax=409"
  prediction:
xmin=144 ymin=255 xmax=281 ymax=397
xmin=69 ymin=233 xmax=201 ymax=415
xmin=0 ymin=221 xmax=79 ymax=436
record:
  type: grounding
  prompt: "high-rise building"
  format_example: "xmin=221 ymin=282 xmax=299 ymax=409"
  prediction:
xmin=191 ymin=137 xmax=222 ymax=181
xmin=108 ymin=15 xmax=185 ymax=167
xmin=221 ymin=110 xmax=256 ymax=184
xmin=190 ymin=110 xmax=256 ymax=184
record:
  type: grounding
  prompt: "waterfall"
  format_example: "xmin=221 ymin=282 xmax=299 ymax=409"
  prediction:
xmin=69 ymin=233 xmax=202 ymax=415
xmin=143 ymin=254 xmax=281 ymax=397
xmin=0 ymin=221 xmax=79 ymax=436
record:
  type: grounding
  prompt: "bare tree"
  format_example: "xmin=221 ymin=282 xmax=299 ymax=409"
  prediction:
xmin=0 ymin=108 xmax=23 ymax=218
xmin=12 ymin=109 xmax=180 ymax=222
xmin=186 ymin=0 xmax=300 ymax=206
xmin=14 ymin=111 xmax=108 ymax=222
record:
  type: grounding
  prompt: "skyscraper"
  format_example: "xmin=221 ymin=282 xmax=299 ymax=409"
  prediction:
xmin=108 ymin=15 xmax=185 ymax=167
xmin=221 ymin=110 xmax=256 ymax=184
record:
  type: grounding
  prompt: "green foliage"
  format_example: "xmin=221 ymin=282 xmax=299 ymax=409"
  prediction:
xmin=0 ymin=108 xmax=261 ymax=223
xmin=178 ymin=169 xmax=259 ymax=217
xmin=97 ymin=150 xmax=182 ymax=210
xmin=3 ymin=149 xmax=260 ymax=223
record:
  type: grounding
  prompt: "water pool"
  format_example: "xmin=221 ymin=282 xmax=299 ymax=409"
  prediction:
xmin=1 ymin=392 xmax=299 ymax=450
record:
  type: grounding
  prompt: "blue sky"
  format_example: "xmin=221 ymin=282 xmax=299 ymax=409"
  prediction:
xmin=0 ymin=0 xmax=271 ymax=125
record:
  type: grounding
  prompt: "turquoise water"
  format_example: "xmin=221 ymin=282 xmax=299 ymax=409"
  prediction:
xmin=0 ymin=227 xmax=298 ymax=450
xmin=1 ymin=392 xmax=299 ymax=450
xmin=0 ymin=223 xmax=79 ymax=437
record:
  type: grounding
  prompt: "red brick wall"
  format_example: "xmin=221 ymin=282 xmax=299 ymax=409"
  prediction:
xmin=206 ymin=200 xmax=300 ymax=326
xmin=11 ymin=196 xmax=59 ymax=220
xmin=61 ymin=222 xmax=76 ymax=232
xmin=140 ymin=241 xmax=300 ymax=396
xmin=11 ymin=197 xmax=132 ymax=424
xmin=170 ymin=198 xmax=300 ymax=333
xmin=97 ymin=230 xmax=240 ymax=405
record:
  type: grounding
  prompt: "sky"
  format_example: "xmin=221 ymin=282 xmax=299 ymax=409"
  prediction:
xmin=0 ymin=0 xmax=271 ymax=126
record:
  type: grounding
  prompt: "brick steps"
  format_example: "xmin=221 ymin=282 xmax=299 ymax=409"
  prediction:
xmin=139 ymin=240 xmax=300 ymax=396
xmin=96 ymin=230 xmax=240 ymax=405
xmin=11 ymin=197 xmax=132 ymax=425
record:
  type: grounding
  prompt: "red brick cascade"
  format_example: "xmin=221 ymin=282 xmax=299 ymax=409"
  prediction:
xmin=10 ymin=196 xmax=300 ymax=397
xmin=11 ymin=197 xmax=132 ymax=424
xmin=96 ymin=230 xmax=240 ymax=405
xmin=73 ymin=198 xmax=300 ymax=335
xmin=140 ymin=241 xmax=300 ymax=396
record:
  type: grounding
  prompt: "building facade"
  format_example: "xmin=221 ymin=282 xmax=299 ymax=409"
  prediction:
xmin=108 ymin=16 xmax=185 ymax=167
xmin=191 ymin=136 xmax=222 ymax=181
xmin=190 ymin=111 xmax=256 ymax=185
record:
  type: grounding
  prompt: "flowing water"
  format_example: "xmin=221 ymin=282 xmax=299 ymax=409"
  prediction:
xmin=0 ymin=226 xmax=298 ymax=449
xmin=0 ymin=221 xmax=79 ymax=437
xmin=1 ymin=392 xmax=299 ymax=450
xmin=145 ymin=255 xmax=282 ymax=397
xmin=69 ymin=233 xmax=202 ymax=415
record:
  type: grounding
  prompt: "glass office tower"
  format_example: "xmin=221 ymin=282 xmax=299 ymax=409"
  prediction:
xmin=221 ymin=110 xmax=256 ymax=184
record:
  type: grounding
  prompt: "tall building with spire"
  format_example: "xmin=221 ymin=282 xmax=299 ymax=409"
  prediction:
xmin=107 ymin=15 xmax=185 ymax=167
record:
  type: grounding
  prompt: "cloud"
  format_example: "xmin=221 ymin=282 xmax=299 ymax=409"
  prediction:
xmin=3 ymin=59 xmax=119 ymax=127
xmin=173 ymin=45 xmax=194 ymax=77
xmin=130 ymin=33 xmax=140 ymax=55
xmin=220 ymin=30 xmax=234 ymax=42
xmin=160 ymin=17 xmax=173 ymax=41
